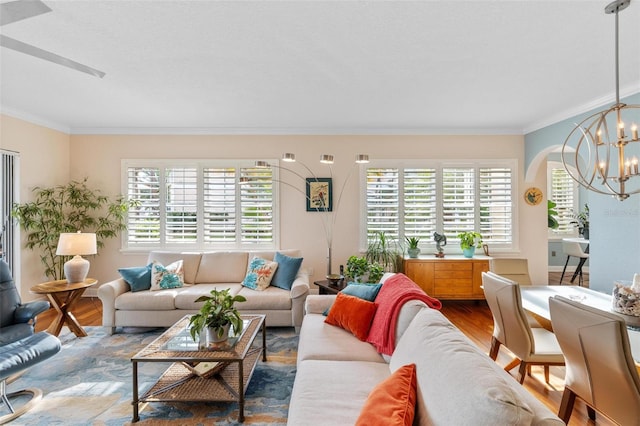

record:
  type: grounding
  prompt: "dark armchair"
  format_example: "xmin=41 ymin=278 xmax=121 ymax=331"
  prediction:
xmin=0 ymin=259 xmax=50 ymax=345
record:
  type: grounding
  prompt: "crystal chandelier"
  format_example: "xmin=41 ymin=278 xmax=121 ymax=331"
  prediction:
xmin=562 ymin=0 xmax=640 ymax=201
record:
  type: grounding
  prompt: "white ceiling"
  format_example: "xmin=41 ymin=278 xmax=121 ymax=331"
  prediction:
xmin=1 ymin=0 xmax=639 ymax=135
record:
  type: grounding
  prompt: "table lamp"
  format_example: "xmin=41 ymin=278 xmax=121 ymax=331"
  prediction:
xmin=56 ymin=231 xmax=97 ymax=283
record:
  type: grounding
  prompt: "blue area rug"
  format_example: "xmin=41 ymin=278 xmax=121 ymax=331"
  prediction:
xmin=6 ymin=326 xmax=298 ymax=425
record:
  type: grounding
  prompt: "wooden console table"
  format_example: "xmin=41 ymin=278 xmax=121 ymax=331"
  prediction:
xmin=403 ymin=256 xmax=490 ymax=300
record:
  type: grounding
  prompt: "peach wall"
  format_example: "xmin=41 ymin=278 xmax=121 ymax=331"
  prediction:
xmin=68 ymin=133 xmax=545 ymax=292
xmin=1 ymin=114 xmax=70 ymax=300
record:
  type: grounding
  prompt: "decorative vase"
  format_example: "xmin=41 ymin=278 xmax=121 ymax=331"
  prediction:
xmin=206 ymin=323 xmax=230 ymax=344
xmin=462 ymin=247 xmax=475 ymax=258
xmin=407 ymin=248 xmax=420 ymax=259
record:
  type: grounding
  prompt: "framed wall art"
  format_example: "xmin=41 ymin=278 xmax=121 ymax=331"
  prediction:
xmin=306 ymin=178 xmax=332 ymax=212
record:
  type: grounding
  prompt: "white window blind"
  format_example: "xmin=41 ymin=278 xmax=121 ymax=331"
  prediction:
xmin=548 ymin=163 xmax=577 ymax=235
xmin=363 ymin=160 xmax=515 ymax=251
xmin=123 ymin=160 xmax=276 ymax=249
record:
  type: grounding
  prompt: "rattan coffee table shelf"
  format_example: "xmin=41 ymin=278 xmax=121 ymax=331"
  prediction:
xmin=131 ymin=314 xmax=266 ymax=423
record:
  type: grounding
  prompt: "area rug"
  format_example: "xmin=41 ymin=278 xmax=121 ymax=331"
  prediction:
xmin=6 ymin=326 xmax=298 ymax=426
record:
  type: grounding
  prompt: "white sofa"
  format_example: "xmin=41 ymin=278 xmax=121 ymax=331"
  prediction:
xmin=98 ymin=250 xmax=309 ymax=333
xmin=288 ymin=274 xmax=564 ymax=425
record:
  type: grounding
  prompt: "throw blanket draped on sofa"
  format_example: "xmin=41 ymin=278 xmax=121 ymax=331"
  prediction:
xmin=367 ymin=273 xmax=442 ymax=355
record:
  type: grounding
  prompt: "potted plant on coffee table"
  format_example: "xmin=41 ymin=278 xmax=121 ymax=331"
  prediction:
xmin=189 ymin=289 xmax=246 ymax=345
xmin=458 ymin=231 xmax=483 ymax=258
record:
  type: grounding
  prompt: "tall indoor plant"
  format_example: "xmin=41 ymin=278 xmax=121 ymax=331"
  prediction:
xmin=365 ymin=231 xmax=401 ymax=272
xmin=11 ymin=178 xmax=135 ymax=280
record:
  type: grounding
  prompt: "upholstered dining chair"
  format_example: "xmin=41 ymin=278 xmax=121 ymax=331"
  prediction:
xmin=489 ymin=258 xmax=532 ymax=285
xmin=482 ymin=272 xmax=565 ymax=384
xmin=560 ymin=240 xmax=589 ymax=286
xmin=549 ymin=295 xmax=640 ymax=425
xmin=0 ymin=259 xmax=51 ymax=345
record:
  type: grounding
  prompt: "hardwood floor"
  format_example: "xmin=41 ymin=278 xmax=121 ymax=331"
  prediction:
xmin=33 ymin=271 xmax=607 ymax=425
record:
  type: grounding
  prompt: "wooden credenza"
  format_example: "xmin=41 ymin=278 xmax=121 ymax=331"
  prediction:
xmin=403 ymin=255 xmax=490 ymax=300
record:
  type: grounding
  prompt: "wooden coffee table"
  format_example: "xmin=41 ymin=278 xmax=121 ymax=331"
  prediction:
xmin=30 ymin=278 xmax=98 ymax=337
xmin=131 ymin=314 xmax=266 ymax=423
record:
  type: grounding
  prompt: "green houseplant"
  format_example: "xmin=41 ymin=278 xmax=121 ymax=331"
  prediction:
xmin=548 ymin=200 xmax=559 ymax=230
xmin=189 ymin=288 xmax=247 ymax=343
xmin=570 ymin=204 xmax=589 ymax=239
xmin=11 ymin=178 xmax=135 ymax=280
xmin=457 ymin=231 xmax=483 ymax=258
xmin=405 ymin=236 xmax=421 ymax=258
xmin=346 ymin=255 xmax=384 ymax=284
xmin=365 ymin=231 xmax=401 ymax=272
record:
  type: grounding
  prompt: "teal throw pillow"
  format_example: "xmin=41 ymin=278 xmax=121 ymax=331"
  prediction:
xmin=271 ymin=252 xmax=303 ymax=290
xmin=323 ymin=283 xmax=383 ymax=316
xmin=342 ymin=283 xmax=383 ymax=301
xmin=118 ymin=264 xmax=152 ymax=292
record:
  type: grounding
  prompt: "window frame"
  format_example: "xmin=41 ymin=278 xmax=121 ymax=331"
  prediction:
xmin=359 ymin=158 xmax=518 ymax=253
xmin=121 ymin=159 xmax=280 ymax=251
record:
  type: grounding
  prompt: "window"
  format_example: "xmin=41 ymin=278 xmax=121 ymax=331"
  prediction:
xmin=547 ymin=161 xmax=578 ymax=235
xmin=123 ymin=160 xmax=277 ymax=250
xmin=362 ymin=160 xmax=516 ymax=251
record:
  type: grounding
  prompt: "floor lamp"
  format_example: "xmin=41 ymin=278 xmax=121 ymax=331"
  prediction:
xmin=253 ymin=153 xmax=369 ymax=276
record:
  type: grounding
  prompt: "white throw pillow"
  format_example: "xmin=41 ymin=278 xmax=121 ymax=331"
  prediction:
xmin=150 ymin=260 xmax=184 ymax=291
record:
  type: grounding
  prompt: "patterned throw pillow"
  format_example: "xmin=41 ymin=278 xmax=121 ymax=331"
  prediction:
xmin=150 ymin=260 xmax=184 ymax=291
xmin=242 ymin=257 xmax=278 ymax=291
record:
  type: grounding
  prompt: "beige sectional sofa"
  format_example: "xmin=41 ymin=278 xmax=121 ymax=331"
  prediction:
xmin=98 ymin=249 xmax=309 ymax=333
xmin=288 ymin=274 xmax=564 ymax=425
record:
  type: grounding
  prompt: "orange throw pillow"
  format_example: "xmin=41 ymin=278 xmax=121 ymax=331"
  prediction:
xmin=324 ymin=292 xmax=378 ymax=341
xmin=355 ymin=364 xmax=417 ymax=426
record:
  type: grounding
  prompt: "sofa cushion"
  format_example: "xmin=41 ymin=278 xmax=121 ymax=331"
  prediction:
xmin=390 ymin=308 xmax=535 ymax=426
xmin=195 ymin=252 xmax=248 ymax=283
xmin=325 ymin=293 xmax=378 ymax=341
xmin=174 ymin=284 xmax=243 ymax=310
xmin=355 ymin=363 xmax=417 ymax=426
xmin=114 ymin=289 xmax=179 ymax=310
xmin=150 ymin=260 xmax=184 ymax=291
xmin=287 ymin=359 xmax=391 ymax=426
xmin=237 ymin=286 xmax=292 ymax=310
xmin=298 ymin=314 xmax=385 ymax=364
xmin=148 ymin=252 xmax=201 ymax=285
xmin=118 ymin=264 xmax=152 ymax=292
xmin=249 ymin=249 xmax=301 ymax=263
xmin=242 ymin=257 xmax=278 ymax=291
xmin=271 ymin=252 xmax=303 ymax=290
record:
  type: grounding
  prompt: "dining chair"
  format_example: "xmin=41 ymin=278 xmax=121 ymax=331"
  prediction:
xmin=488 ymin=260 xmax=543 ymax=330
xmin=482 ymin=272 xmax=565 ymax=384
xmin=560 ymin=241 xmax=589 ymax=286
xmin=549 ymin=295 xmax=640 ymax=425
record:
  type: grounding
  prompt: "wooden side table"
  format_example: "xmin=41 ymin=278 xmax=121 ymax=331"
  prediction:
xmin=314 ymin=280 xmax=345 ymax=295
xmin=30 ymin=278 xmax=97 ymax=337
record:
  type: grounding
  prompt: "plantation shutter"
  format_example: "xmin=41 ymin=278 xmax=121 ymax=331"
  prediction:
xmin=442 ymin=167 xmax=475 ymax=239
xmin=403 ymin=168 xmax=437 ymax=242
xmin=203 ymin=168 xmax=237 ymax=243
xmin=550 ymin=166 xmax=576 ymax=233
xmin=127 ymin=167 xmax=161 ymax=243
xmin=165 ymin=167 xmax=198 ymax=243
xmin=366 ymin=168 xmax=400 ymax=240
xmin=479 ymin=167 xmax=512 ymax=244
xmin=240 ymin=167 xmax=274 ymax=243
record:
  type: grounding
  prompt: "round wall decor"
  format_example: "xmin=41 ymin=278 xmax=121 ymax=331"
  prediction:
xmin=524 ymin=187 xmax=543 ymax=205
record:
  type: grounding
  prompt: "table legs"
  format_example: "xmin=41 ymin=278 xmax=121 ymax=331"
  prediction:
xmin=46 ymin=288 xmax=88 ymax=337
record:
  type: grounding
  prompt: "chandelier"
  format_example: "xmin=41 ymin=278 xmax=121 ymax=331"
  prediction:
xmin=253 ymin=153 xmax=369 ymax=275
xmin=562 ymin=0 xmax=640 ymax=201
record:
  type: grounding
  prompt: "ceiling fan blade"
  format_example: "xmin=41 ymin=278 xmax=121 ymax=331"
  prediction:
xmin=0 ymin=34 xmax=105 ymax=78
xmin=0 ymin=0 xmax=51 ymax=26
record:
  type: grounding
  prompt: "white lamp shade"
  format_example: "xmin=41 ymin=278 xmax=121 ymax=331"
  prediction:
xmin=56 ymin=232 xmax=97 ymax=256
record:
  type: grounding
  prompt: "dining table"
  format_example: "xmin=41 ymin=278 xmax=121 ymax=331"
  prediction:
xmin=520 ymin=285 xmax=640 ymax=364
